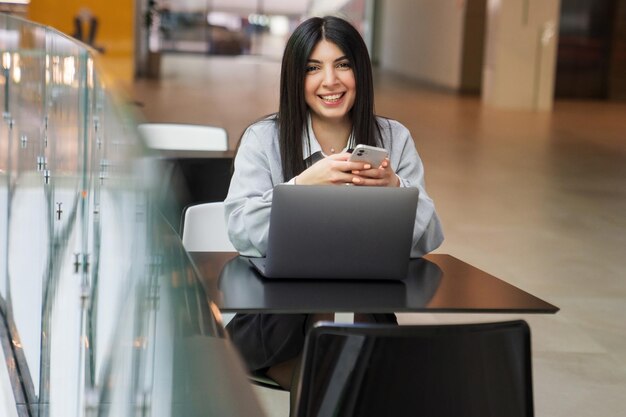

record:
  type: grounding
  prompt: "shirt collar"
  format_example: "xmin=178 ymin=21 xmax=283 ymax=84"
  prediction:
xmin=301 ymin=113 xmax=355 ymax=161
xmin=302 ymin=114 xmax=322 ymax=160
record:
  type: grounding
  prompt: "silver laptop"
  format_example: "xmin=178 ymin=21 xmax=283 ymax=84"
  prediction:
xmin=248 ymin=185 xmax=418 ymax=280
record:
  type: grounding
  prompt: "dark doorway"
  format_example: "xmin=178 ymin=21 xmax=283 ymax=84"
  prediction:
xmin=555 ymin=0 xmax=616 ymax=98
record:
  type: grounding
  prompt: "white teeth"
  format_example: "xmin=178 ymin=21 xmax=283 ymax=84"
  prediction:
xmin=320 ymin=93 xmax=342 ymax=102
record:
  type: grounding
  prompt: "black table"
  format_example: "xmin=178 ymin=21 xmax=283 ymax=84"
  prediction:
xmin=189 ymin=252 xmax=559 ymax=314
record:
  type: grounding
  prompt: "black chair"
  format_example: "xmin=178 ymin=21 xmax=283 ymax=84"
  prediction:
xmin=293 ymin=320 xmax=533 ymax=417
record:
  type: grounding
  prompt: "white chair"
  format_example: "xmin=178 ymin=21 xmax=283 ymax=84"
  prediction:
xmin=181 ymin=202 xmax=236 ymax=252
xmin=181 ymin=202 xmax=236 ymax=327
xmin=138 ymin=123 xmax=228 ymax=151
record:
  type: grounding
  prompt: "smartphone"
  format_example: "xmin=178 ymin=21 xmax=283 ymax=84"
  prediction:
xmin=349 ymin=144 xmax=389 ymax=168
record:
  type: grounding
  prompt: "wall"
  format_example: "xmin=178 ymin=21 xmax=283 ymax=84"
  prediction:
xmin=482 ymin=0 xmax=560 ymax=110
xmin=375 ymin=0 xmax=561 ymax=109
xmin=28 ymin=0 xmax=134 ymax=81
xmin=376 ymin=0 xmax=467 ymax=90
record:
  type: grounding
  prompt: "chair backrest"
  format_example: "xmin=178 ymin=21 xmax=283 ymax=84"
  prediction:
xmin=138 ymin=123 xmax=228 ymax=151
xmin=294 ymin=320 xmax=533 ymax=417
xmin=181 ymin=202 xmax=236 ymax=252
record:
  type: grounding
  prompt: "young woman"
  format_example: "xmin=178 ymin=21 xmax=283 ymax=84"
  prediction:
xmin=224 ymin=16 xmax=444 ymax=389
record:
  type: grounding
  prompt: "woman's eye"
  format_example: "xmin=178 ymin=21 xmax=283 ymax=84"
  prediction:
xmin=337 ymin=62 xmax=351 ymax=69
xmin=305 ymin=65 xmax=319 ymax=73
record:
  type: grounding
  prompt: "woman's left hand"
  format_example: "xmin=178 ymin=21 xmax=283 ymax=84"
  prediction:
xmin=350 ymin=159 xmax=400 ymax=187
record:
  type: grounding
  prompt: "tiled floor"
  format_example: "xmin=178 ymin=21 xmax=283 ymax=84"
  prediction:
xmin=125 ymin=54 xmax=626 ymax=417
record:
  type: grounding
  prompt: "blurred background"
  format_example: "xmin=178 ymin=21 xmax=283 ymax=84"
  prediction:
xmin=1 ymin=1 xmax=625 ymax=417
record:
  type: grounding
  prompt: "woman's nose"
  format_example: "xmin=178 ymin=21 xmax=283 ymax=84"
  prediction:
xmin=322 ymin=67 xmax=338 ymax=86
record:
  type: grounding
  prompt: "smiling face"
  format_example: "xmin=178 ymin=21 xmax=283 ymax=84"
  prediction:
xmin=304 ymin=39 xmax=356 ymax=126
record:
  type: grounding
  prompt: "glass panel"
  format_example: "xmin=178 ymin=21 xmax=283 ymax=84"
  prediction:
xmin=41 ymin=35 xmax=91 ymax=417
xmin=2 ymin=19 xmax=49 ymax=405
xmin=1 ymin=13 xmax=266 ymax=417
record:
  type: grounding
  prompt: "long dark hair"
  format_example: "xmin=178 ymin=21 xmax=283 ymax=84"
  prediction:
xmin=276 ymin=16 xmax=382 ymax=180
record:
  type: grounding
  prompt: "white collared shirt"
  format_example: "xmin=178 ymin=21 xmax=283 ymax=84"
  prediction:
xmin=303 ymin=113 xmax=355 ymax=162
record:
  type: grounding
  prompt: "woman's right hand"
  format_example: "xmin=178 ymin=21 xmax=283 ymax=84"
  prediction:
xmin=295 ymin=153 xmax=371 ymax=185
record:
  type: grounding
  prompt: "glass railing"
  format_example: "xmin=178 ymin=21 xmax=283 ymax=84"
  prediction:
xmin=0 ymin=13 xmax=263 ymax=417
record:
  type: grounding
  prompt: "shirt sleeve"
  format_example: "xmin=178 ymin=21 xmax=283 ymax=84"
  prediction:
xmin=223 ymin=126 xmax=283 ymax=256
xmin=388 ymin=121 xmax=444 ymax=257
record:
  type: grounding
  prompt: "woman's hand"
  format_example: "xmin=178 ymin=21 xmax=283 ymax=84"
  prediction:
xmin=296 ymin=153 xmax=373 ymax=185
xmin=350 ymin=159 xmax=400 ymax=187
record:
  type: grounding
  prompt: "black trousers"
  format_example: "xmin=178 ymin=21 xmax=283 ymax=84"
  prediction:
xmin=226 ymin=313 xmax=397 ymax=373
